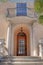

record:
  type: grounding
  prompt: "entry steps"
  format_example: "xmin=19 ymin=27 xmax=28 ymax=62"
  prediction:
xmin=0 ymin=56 xmax=43 ymax=65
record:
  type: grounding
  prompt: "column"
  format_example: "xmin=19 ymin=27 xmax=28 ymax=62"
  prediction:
xmin=7 ymin=22 xmax=12 ymax=56
xmin=32 ymin=25 xmax=38 ymax=56
xmin=30 ymin=24 xmax=33 ymax=56
xmin=30 ymin=23 xmax=37 ymax=56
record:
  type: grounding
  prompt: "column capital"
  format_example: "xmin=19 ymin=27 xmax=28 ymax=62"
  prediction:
xmin=8 ymin=22 xmax=12 ymax=27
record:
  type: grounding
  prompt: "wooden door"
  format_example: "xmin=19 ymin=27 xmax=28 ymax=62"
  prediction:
xmin=17 ymin=32 xmax=27 ymax=56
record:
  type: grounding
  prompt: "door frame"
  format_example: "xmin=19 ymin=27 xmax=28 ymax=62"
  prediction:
xmin=13 ymin=25 xmax=30 ymax=56
xmin=17 ymin=32 xmax=27 ymax=56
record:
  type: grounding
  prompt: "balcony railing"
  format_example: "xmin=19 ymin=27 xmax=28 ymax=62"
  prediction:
xmin=6 ymin=7 xmax=38 ymax=18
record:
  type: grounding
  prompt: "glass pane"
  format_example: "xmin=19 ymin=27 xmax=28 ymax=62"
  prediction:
xmin=18 ymin=39 xmax=25 ymax=54
xmin=16 ymin=3 xmax=27 ymax=16
xmin=17 ymin=3 xmax=26 ymax=8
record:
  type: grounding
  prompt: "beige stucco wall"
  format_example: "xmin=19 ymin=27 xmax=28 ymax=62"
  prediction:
xmin=33 ymin=22 xmax=43 ymax=52
xmin=33 ymin=22 xmax=43 ymax=42
xmin=0 ymin=15 xmax=9 ymax=40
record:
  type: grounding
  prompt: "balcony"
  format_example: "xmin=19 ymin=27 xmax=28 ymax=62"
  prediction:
xmin=6 ymin=7 xmax=38 ymax=24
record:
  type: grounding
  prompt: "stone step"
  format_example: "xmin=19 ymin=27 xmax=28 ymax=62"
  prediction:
xmin=2 ymin=56 xmax=41 ymax=59
xmin=0 ymin=62 xmax=43 ymax=65
xmin=0 ymin=56 xmax=43 ymax=65
xmin=0 ymin=56 xmax=42 ymax=62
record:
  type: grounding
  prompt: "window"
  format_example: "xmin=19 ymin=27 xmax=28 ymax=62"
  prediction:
xmin=16 ymin=3 xmax=27 ymax=16
xmin=18 ymin=39 xmax=25 ymax=54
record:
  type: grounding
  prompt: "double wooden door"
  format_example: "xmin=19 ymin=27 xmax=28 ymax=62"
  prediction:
xmin=17 ymin=32 xmax=27 ymax=56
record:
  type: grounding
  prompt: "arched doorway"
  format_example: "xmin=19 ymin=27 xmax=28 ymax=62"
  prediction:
xmin=14 ymin=24 xmax=30 ymax=56
xmin=17 ymin=28 xmax=27 ymax=56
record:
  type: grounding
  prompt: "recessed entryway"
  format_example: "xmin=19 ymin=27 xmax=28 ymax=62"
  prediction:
xmin=14 ymin=24 xmax=30 ymax=56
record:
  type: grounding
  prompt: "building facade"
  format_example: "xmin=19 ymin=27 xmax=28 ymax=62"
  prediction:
xmin=0 ymin=0 xmax=43 ymax=58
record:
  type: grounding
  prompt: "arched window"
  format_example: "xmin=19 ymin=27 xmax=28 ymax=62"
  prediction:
xmin=17 ymin=28 xmax=27 ymax=56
